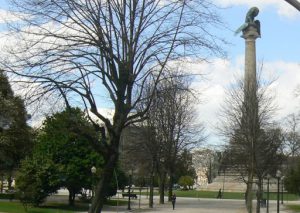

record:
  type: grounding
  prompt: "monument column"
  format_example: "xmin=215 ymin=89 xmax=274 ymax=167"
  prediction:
xmin=242 ymin=24 xmax=260 ymax=95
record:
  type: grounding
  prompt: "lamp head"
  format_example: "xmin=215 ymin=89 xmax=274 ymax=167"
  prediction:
xmin=276 ymin=170 xmax=282 ymax=178
xmin=91 ymin=166 xmax=97 ymax=174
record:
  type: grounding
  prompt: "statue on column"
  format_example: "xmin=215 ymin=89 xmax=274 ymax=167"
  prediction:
xmin=235 ymin=7 xmax=260 ymax=36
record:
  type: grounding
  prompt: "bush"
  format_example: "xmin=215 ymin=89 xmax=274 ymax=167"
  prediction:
xmin=178 ymin=176 xmax=194 ymax=190
xmin=0 ymin=193 xmax=15 ymax=200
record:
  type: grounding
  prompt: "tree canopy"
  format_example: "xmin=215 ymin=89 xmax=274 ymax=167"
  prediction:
xmin=17 ymin=108 xmax=106 ymax=206
xmin=0 ymin=70 xmax=32 ymax=187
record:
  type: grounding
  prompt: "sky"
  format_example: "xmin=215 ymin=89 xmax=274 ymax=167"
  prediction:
xmin=0 ymin=0 xmax=299 ymax=148
xmin=192 ymin=1 xmax=300 ymax=147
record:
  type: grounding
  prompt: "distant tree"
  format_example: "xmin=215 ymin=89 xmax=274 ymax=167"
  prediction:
xmin=192 ymin=148 xmax=220 ymax=184
xmin=284 ymin=159 xmax=300 ymax=195
xmin=283 ymin=113 xmax=300 ymax=167
xmin=219 ymin=75 xmax=283 ymax=213
xmin=178 ymin=176 xmax=194 ymax=190
xmin=174 ymin=149 xmax=197 ymax=184
xmin=0 ymin=70 xmax=32 ymax=188
xmin=141 ymin=70 xmax=205 ymax=203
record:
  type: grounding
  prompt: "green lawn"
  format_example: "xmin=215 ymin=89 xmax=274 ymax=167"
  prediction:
xmin=286 ymin=204 xmax=300 ymax=212
xmin=0 ymin=201 xmax=88 ymax=213
xmin=0 ymin=200 xmax=127 ymax=213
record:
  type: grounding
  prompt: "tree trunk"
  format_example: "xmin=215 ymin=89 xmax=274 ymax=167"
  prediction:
xmin=0 ymin=174 xmax=3 ymax=193
xmin=7 ymin=174 xmax=12 ymax=190
xmin=89 ymin=151 xmax=119 ymax=213
xmin=68 ymin=188 xmax=75 ymax=206
xmin=256 ymin=179 xmax=262 ymax=213
xmin=149 ymin=173 xmax=154 ymax=208
xmin=246 ymin=172 xmax=254 ymax=213
xmin=168 ymin=173 xmax=173 ymax=202
xmin=159 ymin=172 xmax=166 ymax=204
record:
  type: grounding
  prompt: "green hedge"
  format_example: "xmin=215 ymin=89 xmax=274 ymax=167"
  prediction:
xmin=0 ymin=193 xmax=16 ymax=200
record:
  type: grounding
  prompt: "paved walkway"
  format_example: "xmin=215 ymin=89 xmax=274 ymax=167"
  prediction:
xmin=97 ymin=196 xmax=298 ymax=213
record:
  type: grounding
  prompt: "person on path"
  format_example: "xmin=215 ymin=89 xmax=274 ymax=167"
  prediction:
xmin=171 ymin=193 xmax=176 ymax=210
xmin=217 ymin=188 xmax=222 ymax=199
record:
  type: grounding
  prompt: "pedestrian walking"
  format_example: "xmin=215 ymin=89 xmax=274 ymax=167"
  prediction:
xmin=171 ymin=193 xmax=176 ymax=210
xmin=217 ymin=188 xmax=222 ymax=199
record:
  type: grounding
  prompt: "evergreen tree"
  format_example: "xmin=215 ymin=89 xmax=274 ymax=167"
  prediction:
xmin=0 ymin=70 xmax=32 ymax=188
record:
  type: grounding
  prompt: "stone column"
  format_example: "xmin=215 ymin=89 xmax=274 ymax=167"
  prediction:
xmin=241 ymin=23 xmax=260 ymax=213
xmin=242 ymin=24 xmax=260 ymax=94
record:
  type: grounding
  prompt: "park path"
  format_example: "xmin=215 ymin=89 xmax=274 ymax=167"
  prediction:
xmin=97 ymin=196 xmax=297 ymax=213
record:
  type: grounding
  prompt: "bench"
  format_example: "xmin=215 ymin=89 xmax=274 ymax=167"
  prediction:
xmin=122 ymin=193 xmax=137 ymax=199
xmin=260 ymin=199 xmax=266 ymax=208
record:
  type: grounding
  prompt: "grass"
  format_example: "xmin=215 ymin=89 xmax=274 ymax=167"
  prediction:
xmin=0 ymin=201 xmax=89 ymax=213
xmin=286 ymin=204 xmax=300 ymax=212
xmin=0 ymin=199 xmax=127 ymax=213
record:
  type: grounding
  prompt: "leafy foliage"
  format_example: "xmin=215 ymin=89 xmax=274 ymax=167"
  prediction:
xmin=16 ymin=157 xmax=60 ymax=206
xmin=0 ymin=70 xmax=32 ymax=186
xmin=174 ymin=149 xmax=197 ymax=183
xmin=284 ymin=160 xmax=300 ymax=195
xmin=16 ymin=108 xmax=104 ymax=206
xmin=178 ymin=176 xmax=194 ymax=190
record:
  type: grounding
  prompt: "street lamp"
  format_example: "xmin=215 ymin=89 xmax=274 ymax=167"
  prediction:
xmin=266 ymin=174 xmax=271 ymax=213
xmin=149 ymin=173 xmax=154 ymax=208
xmin=127 ymin=174 xmax=132 ymax=210
xmin=281 ymin=176 xmax=285 ymax=204
xmin=276 ymin=170 xmax=282 ymax=213
xmin=91 ymin=166 xmax=97 ymax=198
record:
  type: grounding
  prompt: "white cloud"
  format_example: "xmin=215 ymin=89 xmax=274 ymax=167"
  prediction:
xmin=190 ymin=57 xmax=300 ymax=145
xmin=0 ymin=9 xmax=25 ymax=24
xmin=215 ymin=0 xmax=300 ymax=18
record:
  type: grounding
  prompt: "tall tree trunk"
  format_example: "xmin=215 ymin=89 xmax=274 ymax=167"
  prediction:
xmin=0 ymin=174 xmax=3 ymax=193
xmin=246 ymin=171 xmax=254 ymax=213
xmin=68 ymin=188 xmax=75 ymax=206
xmin=149 ymin=162 xmax=155 ymax=208
xmin=149 ymin=172 xmax=154 ymax=208
xmin=89 ymin=151 xmax=119 ymax=213
xmin=168 ymin=173 xmax=174 ymax=202
xmin=7 ymin=173 xmax=12 ymax=190
xmin=256 ymin=179 xmax=262 ymax=213
xmin=159 ymin=172 xmax=166 ymax=204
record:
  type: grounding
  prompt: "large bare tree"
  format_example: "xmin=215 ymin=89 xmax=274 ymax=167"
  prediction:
xmin=219 ymin=76 xmax=283 ymax=213
xmin=1 ymin=0 xmax=224 ymax=212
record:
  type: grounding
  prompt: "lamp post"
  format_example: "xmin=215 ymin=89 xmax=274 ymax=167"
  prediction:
xmin=91 ymin=166 xmax=97 ymax=198
xmin=266 ymin=174 xmax=271 ymax=213
xmin=276 ymin=170 xmax=282 ymax=213
xmin=281 ymin=176 xmax=285 ymax=204
xmin=127 ymin=174 xmax=132 ymax=210
xmin=149 ymin=173 xmax=154 ymax=208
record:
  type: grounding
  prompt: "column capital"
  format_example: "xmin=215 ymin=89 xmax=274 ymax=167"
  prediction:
xmin=242 ymin=24 xmax=260 ymax=40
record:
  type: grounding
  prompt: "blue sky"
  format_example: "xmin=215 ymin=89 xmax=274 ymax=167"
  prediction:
xmin=195 ymin=1 xmax=300 ymax=147
xmin=0 ymin=0 xmax=299 ymax=147
xmin=219 ymin=3 xmax=300 ymax=62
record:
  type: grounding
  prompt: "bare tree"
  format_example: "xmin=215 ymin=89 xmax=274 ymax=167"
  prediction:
xmin=283 ymin=113 xmax=300 ymax=160
xmin=1 ymin=1 xmax=224 ymax=212
xmin=218 ymin=75 xmax=283 ymax=213
xmin=192 ymin=148 xmax=220 ymax=184
xmin=143 ymin=71 xmax=205 ymax=204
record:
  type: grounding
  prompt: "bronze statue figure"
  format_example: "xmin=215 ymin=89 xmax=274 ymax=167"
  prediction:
xmin=235 ymin=7 xmax=260 ymax=36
